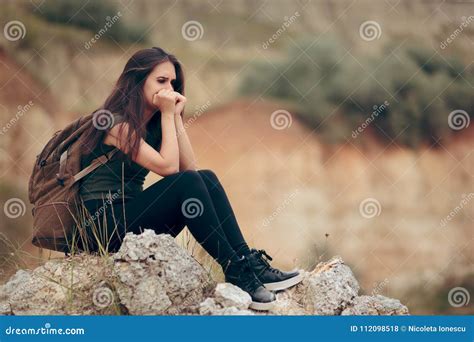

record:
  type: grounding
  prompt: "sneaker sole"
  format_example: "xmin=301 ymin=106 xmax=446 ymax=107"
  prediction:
xmin=249 ymin=299 xmax=275 ymax=311
xmin=263 ymin=272 xmax=304 ymax=291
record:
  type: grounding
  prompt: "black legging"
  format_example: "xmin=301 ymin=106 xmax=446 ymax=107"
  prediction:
xmin=79 ymin=169 xmax=250 ymax=268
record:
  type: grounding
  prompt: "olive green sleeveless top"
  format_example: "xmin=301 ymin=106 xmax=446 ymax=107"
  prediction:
xmin=79 ymin=113 xmax=162 ymax=202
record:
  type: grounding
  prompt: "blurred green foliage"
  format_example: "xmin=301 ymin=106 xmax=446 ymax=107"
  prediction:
xmin=240 ymin=37 xmax=474 ymax=147
xmin=33 ymin=0 xmax=148 ymax=44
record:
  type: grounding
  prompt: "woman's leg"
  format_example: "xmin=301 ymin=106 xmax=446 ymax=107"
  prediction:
xmin=81 ymin=171 xmax=278 ymax=307
xmin=196 ymin=169 xmax=251 ymax=257
xmin=82 ymin=170 xmax=241 ymax=268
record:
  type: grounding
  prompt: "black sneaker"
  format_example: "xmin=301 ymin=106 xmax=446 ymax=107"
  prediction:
xmin=246 ymin=249 xmax=303 ymax=291
xmin=224 ymin=255 xmax=276 ymax=311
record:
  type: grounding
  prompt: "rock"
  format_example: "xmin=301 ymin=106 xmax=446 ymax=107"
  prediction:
xmin=199 ymin=297 xmax=220 ymax=315
xmin=199 ymin=297 xmax=254 ymax=315
xmin=0 ymin=231 xmax=214 ymax=315
xmin=0 ymin=231 xmax=409 ymax=316
xmin=302 ymin=256 xmax=360 ymax=315
xmin=268 ymin=289 xmax=307 ymax=315
xmin=211 ymin=306 xmax=255 ymax=315
xmin=0 ymin=302 xmax=11 ymax=315
xmin=341 ymin=295 xmax=409 ymax=315
xmin=214 ymin=283 xmax=252 ymax=310
xmin=0 ymin=256 xmax=118 ymax=315
xmin=113 ymin=230 xmax=215 ymax=315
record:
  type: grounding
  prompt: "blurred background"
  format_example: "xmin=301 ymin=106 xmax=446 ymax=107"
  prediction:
xmin=0 ymin=0 xmax=472 ymax=314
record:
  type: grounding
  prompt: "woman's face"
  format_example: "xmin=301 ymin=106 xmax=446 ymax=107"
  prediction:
xmin=143 ymin=60 xmax=177 ymax=114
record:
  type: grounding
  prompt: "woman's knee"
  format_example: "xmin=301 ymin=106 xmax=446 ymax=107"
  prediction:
xmin=171 ymin=170 xmax=209 ymax=192
xmin=176 ymin=169 xmax=201 ymax=182
xmin=197 ymin=169 xmax=219 ymax=184
xmin=168 ymin=169 xmax=220 ymax=197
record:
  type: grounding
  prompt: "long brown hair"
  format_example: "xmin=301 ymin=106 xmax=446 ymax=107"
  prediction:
xmin=82 ymin=46 xmax=185 ymax=163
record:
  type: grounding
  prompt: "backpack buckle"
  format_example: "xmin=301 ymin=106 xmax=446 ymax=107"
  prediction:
xmin=56 ymin=174 xmax=65 ymax=186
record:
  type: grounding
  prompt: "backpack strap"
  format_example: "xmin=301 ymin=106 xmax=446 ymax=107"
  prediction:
xmin=57 ymin=113 xmax=126 ymax=185
xmin=56 ymin=148 xmax=70 ymax=185
xmin=72 ymin=148 xmax=120 ymax=184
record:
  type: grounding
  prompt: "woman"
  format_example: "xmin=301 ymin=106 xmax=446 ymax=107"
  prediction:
xmin=78 ymin=47 xmax=302 ymax=311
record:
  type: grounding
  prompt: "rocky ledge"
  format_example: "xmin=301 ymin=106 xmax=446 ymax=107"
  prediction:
xmin=0 ymin=230 xmax=409 ymax=316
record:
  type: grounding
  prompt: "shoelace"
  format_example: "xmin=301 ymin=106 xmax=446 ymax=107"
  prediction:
xmin=255 ymin=249 xmax=284 ymax=275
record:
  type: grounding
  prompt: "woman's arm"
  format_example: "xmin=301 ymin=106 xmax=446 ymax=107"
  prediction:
xmin=175 ymin=113 xmax=197 ymax=171
xmin=103 ymin=111 xmax=180 ymax=177
xmin=104 ymin=89 xmax=181 ymax=177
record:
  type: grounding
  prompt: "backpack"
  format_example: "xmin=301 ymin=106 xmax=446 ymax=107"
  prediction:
xmin=28 ymin=113 xmax=119 ymax=253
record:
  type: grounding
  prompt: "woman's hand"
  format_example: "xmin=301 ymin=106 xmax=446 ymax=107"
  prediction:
xmin=152 ymin=89 xmax=177 ymax=116
xmin=173 ymin=92 xmax=187 ymax=117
